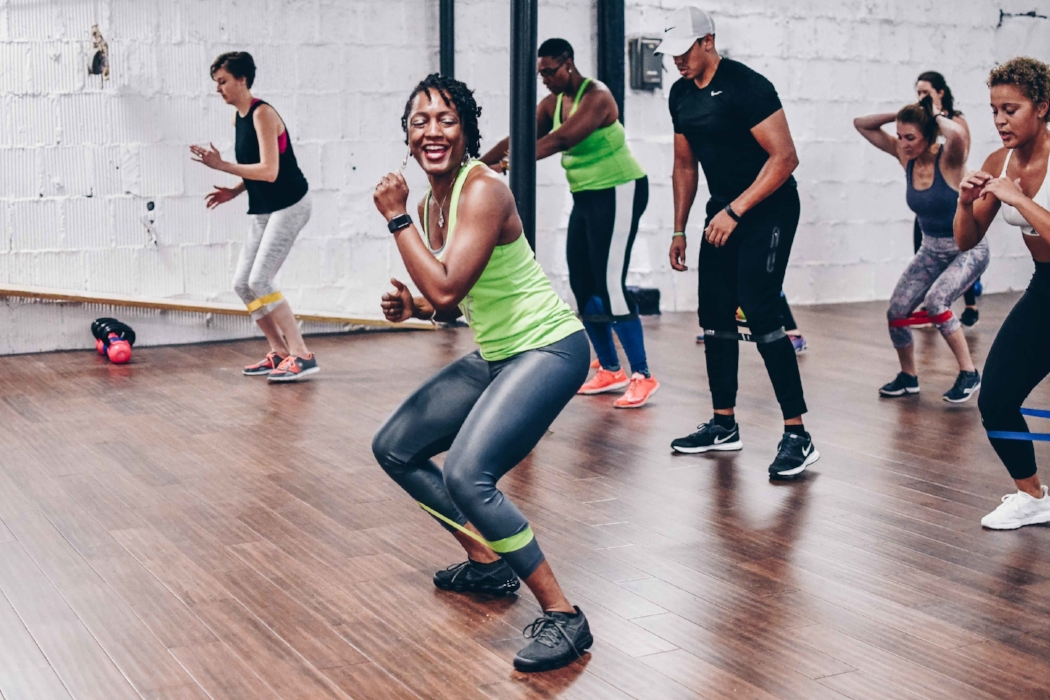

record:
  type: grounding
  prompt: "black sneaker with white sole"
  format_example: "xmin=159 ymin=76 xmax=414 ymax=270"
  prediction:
xmin=671 ymin=419 xmax=742 ymax=454
xmin=513 ymin=606 xmax=593 ymax=673
xmin=879 ymin=372 xmax=919 ymax=397
xmin=943 ymin=370 xmax=980 ymax=403
xmin=768 ymin=432 xmax=820 ymax=480
xmin=433 ymin=559 xmax=520 ymax=596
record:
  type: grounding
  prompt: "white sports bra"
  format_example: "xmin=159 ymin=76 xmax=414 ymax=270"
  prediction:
xmin=999 ymin=149 xmax=1050 ymax=237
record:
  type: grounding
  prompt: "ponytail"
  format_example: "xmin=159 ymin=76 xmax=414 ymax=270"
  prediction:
xmin=917 ymin=70 xmax=961 ymax=118
xmin=897 ymin=97 xmax=939 ymax=144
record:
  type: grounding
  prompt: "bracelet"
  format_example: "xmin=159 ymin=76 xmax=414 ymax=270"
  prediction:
xmin=724 ymin=204 xmax=741 ymax=223
xmin=672 ymin=231 xmax=685 ymax=238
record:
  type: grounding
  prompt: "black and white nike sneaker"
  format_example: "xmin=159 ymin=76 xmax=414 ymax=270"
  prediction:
xmin=671 ymin=419 xmax=742 ymax=454
xmin=943 ymin=370 xmax=980 ymax=403
xmin=879 ymin=372 xmax=919 ymax=397
xmin=768 ymin=432 xmax=820 ymax=480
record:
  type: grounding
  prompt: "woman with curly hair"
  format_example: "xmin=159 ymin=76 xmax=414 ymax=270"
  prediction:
xmin=855 ymin=95 xmax=989 ymax=402
xmin=955 ymin=57 xmax=1050 ymax=529
xmin=370 ymin=74 xmax=593 ymax=672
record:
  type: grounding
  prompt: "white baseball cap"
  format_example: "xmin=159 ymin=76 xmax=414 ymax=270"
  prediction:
xmin=654 ymin=7 xmax=715 ymax=57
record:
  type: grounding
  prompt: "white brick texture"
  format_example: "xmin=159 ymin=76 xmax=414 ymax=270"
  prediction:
xmin=1 ymin=0 xmax=1049 ymax=353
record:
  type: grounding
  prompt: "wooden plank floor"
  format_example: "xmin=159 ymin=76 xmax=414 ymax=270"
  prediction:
xmin=1 ymin=293 xmax=1049 ymax=700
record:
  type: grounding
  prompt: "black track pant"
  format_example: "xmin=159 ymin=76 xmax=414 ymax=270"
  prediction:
xmin=698 ymin=187 xmax=807 ymax=420
xmin=978 ymin=263 xmax=1050 ymax=481
xmin=372 ymin=331 xmax=588 ymax=578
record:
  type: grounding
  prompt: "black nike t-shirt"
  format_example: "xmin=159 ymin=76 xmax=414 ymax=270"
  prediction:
xmin=668 ymin=58 xmax=795 ymax=201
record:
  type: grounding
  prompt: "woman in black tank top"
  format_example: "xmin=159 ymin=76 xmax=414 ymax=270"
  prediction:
xmin=191 ymin=52 xmax=318 ymax=382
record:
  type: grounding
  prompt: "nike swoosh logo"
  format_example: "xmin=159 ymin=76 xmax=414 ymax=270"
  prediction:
xmin=713 ymin=433 xmax=736 ymax=444
xmin=711 ymin=90 xmax=723 ymax=96
xmin=664 ymin=26 xmax=675 ymax=32
xmin=802 ymin=444 xmax=812 ymax=457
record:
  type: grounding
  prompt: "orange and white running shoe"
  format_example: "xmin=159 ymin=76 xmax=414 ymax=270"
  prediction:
xmin=614 ymin=373 xmax=660 ymax=408
xmin=268 ymin=353 xmax=320 ymax=382
xmin=577 ymin=368 xmax=629 ymax=395
xmin=243 ymin=351 xmax=285 ymax=376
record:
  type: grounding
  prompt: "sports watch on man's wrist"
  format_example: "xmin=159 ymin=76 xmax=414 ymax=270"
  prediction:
xmin=387 ymin=213 xmax=412 ymax=234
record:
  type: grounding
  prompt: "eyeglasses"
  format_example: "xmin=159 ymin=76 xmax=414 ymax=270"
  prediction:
xmin=537 ymin=60 xmax=566 ymax=79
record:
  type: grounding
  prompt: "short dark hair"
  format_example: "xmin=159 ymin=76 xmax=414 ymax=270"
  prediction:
xmin=538 ymin=38 xmax=574 ymax=61
xmin=916 ymin=71 xmax=961 ymax=118
xmin=210 ymin=51 xmax=256 ymax=89
xmin=897 ymin=96 xmax=939 ymax=144
xmin=988 ymin=57 xmax=1050 ymax=122
xmin=401 ymin=73 xmax=483 ymax=159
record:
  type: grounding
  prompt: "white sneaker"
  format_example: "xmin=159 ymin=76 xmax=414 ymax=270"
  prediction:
xmin=981 ymin=485 xmax=1050 ymax=530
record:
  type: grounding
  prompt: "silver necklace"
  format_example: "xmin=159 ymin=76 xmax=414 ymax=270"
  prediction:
xmin=434 ymin=191 xmax=449 ymax=228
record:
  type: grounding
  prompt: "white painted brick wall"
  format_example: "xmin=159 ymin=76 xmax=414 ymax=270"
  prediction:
xmin=1 ymin=0 xmax=1049 ymax=354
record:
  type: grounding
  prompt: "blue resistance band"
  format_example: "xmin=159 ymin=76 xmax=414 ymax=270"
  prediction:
xmin=987 ymin=407 xmax=1050 ymax=442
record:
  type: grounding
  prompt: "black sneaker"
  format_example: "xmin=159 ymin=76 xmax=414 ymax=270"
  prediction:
xmin=671 ymin=419 xmax=742 ymax=454
xmin=513 ymin=606 xmax=593 ymax=673
xmin=960 ymin=307 xmax=979 ymax=327
xmin=879 ymin=372 xmax=920 ymax=397
xmin=433 ymin=559 xmax=520 ymax=596
xmin=943 ymin=370 xmax=981 ymax=403
xmin=768 ymin=432 xmax=820 ymax=480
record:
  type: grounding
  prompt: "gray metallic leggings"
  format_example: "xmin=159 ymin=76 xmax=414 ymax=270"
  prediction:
xmin=887 ymin=234 xmax=990 ymax=349
xmin=372 ymin=331 xmax=588 ymax=579
xmin=233 ymin=193 xmax=312 ymax=320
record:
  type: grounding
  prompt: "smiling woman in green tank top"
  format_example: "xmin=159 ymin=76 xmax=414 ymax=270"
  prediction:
xmin=481 ymin=38 xmax=660 ymax=410
xmin=371 ymin=73 xmax=593 ymax=674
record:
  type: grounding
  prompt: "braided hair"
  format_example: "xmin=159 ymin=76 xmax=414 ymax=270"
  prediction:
xmin=401 ymin=73 xmax=483 ymax=158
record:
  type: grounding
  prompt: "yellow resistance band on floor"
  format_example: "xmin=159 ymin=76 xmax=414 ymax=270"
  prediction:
xmin=418 ymin=502 xmax=535 ymax=554
xmin=246 ymin=291 xmax=284 ymax=313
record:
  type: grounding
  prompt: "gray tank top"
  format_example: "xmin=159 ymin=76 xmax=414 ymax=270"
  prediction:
xmin=906 ymin=148 xmax=957 ymax=238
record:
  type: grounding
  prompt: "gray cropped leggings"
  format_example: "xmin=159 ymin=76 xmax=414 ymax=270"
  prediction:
xmin=233 ymin=193 xmax=312 ymax=320
xmin=887 ymin=234 xmax=990 ymax=349
xmin=372 ymin=331 xmax=588 ymax=579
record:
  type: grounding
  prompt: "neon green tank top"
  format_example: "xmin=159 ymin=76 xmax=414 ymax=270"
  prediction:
xmin=553 ymin=78 xmax=646 ymax=193
xmin=422 ymin=161 xmax=582 ymax=361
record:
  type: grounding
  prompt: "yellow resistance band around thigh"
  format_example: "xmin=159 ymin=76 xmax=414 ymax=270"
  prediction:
xmin=246 ymin=291 xmax=284 ymax=313
xmin=418 ymin=502 xmax=535 ymax=554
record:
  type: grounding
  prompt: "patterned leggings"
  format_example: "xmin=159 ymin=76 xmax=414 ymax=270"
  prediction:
xmin=887 ymin=234 xmax=990 ymax=349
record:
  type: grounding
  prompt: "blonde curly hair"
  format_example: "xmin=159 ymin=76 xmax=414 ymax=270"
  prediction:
xmin=988 ymin=57 xmax=1050 ymax=122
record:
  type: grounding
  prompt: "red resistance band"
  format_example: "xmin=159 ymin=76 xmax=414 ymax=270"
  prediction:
xmin=889 ymin=309 xmax=953 ymax=328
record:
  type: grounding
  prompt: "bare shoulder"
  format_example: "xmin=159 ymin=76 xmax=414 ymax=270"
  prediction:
xmin=981 ymin=147 xmax=1009 ymax=174
xmin=252 ymin=103 xmax=283 ymax=129
xmin=460 ymin=164 xmax=514 ymax=210
xmin=538 ymin=92 xmax=558 ymax=116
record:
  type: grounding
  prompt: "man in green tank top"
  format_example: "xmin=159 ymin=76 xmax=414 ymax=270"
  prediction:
xmin=481 ymin=38 xmax=660 ymax=409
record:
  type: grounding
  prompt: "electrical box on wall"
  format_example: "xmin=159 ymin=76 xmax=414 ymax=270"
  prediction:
xmin=629 ymin=37 xmax=662 ymax=90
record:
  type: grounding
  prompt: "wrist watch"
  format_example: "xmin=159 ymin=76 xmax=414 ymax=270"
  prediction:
xmin=387 ymin=213 xmax=412 ymax=234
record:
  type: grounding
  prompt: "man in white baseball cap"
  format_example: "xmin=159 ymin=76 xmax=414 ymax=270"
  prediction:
xmin=654 ymin=6 xmax=716 ymax=57
xmin=662 ymin=8 xmax=818 ymax=481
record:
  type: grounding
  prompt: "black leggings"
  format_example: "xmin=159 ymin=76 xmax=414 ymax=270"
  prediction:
xmin=566 ymin=177 xmax=648 ymax=321
xmin=698 ymin=187 xmax=807 ymax=419
xmin=372 ymin=331 xmax=588 ymax=578
xmin=978 ymin=263 xmax=1050 ymax=481
xmin=915 ymin=218 xmax=978 ymax=306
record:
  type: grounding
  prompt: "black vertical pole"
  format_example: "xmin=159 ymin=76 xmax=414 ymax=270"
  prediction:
xmin=597 ymin=0 xmax=625 ymax=123
xmin=440 ymin=0 xmax=454 ymax=77
xmin=510 ymin=0 xmax=537 ymax=251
